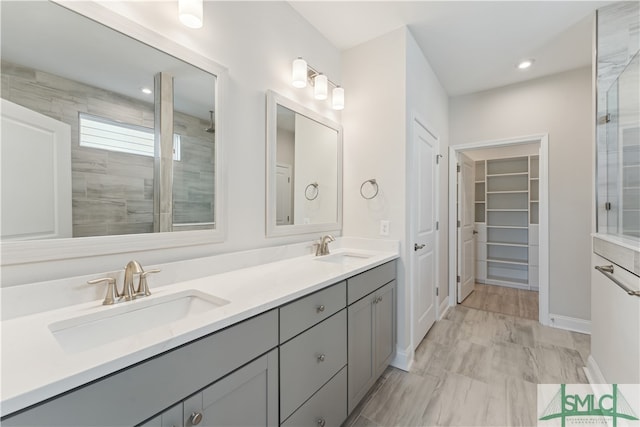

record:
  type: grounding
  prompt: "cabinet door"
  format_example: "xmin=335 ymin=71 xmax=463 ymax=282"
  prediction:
xmin=374 ymin=281 xmax=397 ymax=378
xmin=138 ymin=403 xmax=182 ymax=427
xmin=347 ymin=294 xmax=375 ymax=414
xmin=186 ymin=349 xmax=278 ymax=427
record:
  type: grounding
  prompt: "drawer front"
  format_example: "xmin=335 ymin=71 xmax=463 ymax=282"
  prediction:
xmin=282 ymin=367 xmax=347 ymax=427
xmin=280 ymin=310 xmax=347 ymax=421
xmin=280 ymin=281 xmax=346 ymax=343
xmin=3 ymin=310 xmax=278 ymax=427
xmin=347 ymin=261 xmax=396 ymax=305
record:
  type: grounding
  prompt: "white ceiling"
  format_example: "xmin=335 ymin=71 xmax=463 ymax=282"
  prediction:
xmin=288 ymin=1 xmax=613 ymax=96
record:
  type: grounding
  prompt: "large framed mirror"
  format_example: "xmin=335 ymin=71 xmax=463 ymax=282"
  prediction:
xmin=0 ymin=1 xmax=227 ymax=265
xmin=266 ymin=91 xmax=342 ymax=237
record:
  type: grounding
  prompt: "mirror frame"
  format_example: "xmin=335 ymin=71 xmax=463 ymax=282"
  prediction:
xmin=265 ymin=90 xmax=343 ymax=237
xmin=0 ymin=1 xmax=228 ymax=266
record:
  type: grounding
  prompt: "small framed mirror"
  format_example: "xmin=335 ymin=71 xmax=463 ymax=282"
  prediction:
xmin=266 ymin=91 xmax=342 ymax=237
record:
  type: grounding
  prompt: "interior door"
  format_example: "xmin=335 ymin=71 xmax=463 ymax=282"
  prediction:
xmin=457 ymin=152 xmax=475 ymax=303
xmin=275 ymin=164 xmax=292 ymax=225
xmin=1 ymin=99 xmax=71 ymax=240
xmin=412 ymin=120 xmax=437 ymax=347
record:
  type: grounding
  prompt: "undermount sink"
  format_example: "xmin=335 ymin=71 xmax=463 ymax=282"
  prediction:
xmin=314 ymin=251 xmax=373 ymax=264
xmin=49 ymin=289 xmax=229 ymax=353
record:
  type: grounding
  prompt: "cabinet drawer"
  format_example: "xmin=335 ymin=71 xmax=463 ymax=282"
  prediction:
xmin=280 ymin=310 xmax=347 ymax=421
xmin=281 ymin=367 xmax=347 ymax=427
xmin=280 ymin=281 xmax=346 ymax=343
xmin=347 ymin=261 xmax=396 ymax=305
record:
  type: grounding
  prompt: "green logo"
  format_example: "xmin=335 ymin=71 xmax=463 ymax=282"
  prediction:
xmin=539 ymin=384 xmax=639 ymax=427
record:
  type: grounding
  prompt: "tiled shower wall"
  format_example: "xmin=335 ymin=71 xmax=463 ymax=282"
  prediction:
xmin=1 ymin=61 xmax=214 ymax=237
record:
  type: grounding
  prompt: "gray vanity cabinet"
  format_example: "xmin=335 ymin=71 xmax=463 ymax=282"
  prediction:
xmin=3 ymin=310 xmax=279 ymax=427
xmin=278 ymin=282 xmax=348 ymax=426
xmin=347 ymin=262 xmax=397 ymax=414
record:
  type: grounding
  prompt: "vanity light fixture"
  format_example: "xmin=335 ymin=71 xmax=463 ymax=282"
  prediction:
xmin=178 ymin=0 xmax=203 ymax=29
xmin=314 ymin=74 xmax=328 ymax=100
xmin=332 ymin=86 xmax=345 ymax=110
xmin=516 ymin=59 xmax=535 ymax=70
xmin=291 ymin=57 xmax=345 ymax=110
xmin=292 ymin=58 xmax=308 ymax=88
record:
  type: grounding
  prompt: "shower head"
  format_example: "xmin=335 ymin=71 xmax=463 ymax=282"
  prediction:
xmin=205 ymin=110 xmax=215 ymax=133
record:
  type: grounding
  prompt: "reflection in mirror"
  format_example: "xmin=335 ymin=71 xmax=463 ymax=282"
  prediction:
xmin=0 ymin=1 xmax=217 ymax=240
xmin=266 ymin=91 xmax=342 ymax=237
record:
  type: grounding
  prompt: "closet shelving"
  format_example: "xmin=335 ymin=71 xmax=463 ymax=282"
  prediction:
xmin=474 ymin=155 xmax=538 ymax=289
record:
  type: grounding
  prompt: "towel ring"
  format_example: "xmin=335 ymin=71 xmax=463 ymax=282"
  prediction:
xmin=360 ymin=179 xmax=379 ymax=200
xmin=305 ymin=182 xmax=319 ymax=200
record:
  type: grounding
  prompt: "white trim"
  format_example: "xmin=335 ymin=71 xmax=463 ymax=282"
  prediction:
xmin=2 ymin=1 xmax=229 ymax=266
xmin=448 ymin=134 xmax=550 ymax=325
xmin=548 ymin=313 xmax=591 ymax=334
xmin=390 ymin=343 xmax=414 ymax=372
xmin=265 ymin=90 xmax=343 ymax=237
xmin=585 ymin=355 xmax=607 ymax=385
xmin=438 ymin=297 xmax=450 ymax=320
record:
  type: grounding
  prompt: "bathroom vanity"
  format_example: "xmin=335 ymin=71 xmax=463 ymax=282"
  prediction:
xmin=1 ymin=248 xmax=398 ymax=426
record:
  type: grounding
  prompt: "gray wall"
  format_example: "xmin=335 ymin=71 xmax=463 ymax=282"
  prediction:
xmin=449 ymin=67 xmax=593 ymax=322
xmin=1 ymin=61 xmax=214 ymax=236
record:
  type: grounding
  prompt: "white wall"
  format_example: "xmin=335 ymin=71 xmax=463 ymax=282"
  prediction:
xmin=342 ymin=27 xmax=449 ymax=368
xmin=449 ymin=67 xmax=593 ymax=321
xmin=2 ymin=1 xmax=343 ymax=286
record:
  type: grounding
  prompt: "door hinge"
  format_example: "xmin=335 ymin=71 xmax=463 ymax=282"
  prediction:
xmin=288 ymin=177 xmax=290 ymax=183
xmin=436 ymin=154 xmax=443 ymax=164
xmin=457 ymin=164 xmax=461 ymax=173
xmin=605 ymin=202 xmax=612 ymax=211
xmin=436 ymin=221 xmax=439 ymax=230
xmin=456 ymin=275 xmax=461 ymax=283
xmin=436 ymin=287 xmax=439 ymax=296
xmin=457 ymin=220 xmax=461 ymax=228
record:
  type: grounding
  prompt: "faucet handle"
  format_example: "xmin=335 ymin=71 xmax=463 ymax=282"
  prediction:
xmin=87 ymin=277 xmax=118 ymax=305
xmin=136 ymin=268 xmax=161 ymax=297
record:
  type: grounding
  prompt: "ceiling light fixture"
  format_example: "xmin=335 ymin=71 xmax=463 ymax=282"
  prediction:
xmin=291 ymin=57 xmax=345 ymax=110
xmin=141 ymin=87 xmax=152 ymax=95
xmin=178 ymin=0 xmax=203 ymax=29
xmin=517 ymin=59 xmax=535 ymax=70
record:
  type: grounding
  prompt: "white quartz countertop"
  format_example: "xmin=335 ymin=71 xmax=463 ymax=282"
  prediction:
xmin=0 ymin=247 xmax=398 ymax=417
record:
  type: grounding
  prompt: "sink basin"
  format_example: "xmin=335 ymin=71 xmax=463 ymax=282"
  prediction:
xmin=314 ymin=251 xmax=373 ymax=264
xmin=49 ymin=290 xmax=229 ymax=353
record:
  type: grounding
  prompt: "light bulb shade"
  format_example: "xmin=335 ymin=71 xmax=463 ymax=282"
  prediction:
xmin=332 ymin=87 xmax=345 ymax=110
xmin=179 ymin=0 xmax=203 ymax=29
xmin=314 ymin=74 xmax=328 ymax=100
xmin=292 ymin=58 xmax=308 ymax=88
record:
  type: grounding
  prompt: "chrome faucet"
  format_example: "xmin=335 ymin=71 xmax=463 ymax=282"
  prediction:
xmin=88 ymin=260 xmax=160 ymax=305
xmin=315 ymin=235 xmax=335 ymax=256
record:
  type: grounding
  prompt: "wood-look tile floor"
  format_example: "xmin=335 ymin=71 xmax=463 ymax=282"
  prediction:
xmin=345 ymin=305 xmax=591 ymax=427
xmin=460 ymin=283 xmax=539 ymax=321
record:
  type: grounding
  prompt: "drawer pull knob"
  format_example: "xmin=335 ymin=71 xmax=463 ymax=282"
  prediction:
xmin=317 ymin=354 xmax=326 ymax=362
xmin=190 ymin=412 xmax=203 ymax=425
xmin=317 ymin=304 xmax=326 ymax=313
xmin=317 ymin=417 xmax=326 ymax=427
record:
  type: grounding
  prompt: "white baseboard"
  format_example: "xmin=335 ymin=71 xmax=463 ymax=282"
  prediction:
xmin=548 ymin=313 xmax=591 ymax=334
xmin=438 ymin=297 xmax=450 ymax=320
xmin=390 ymin=343 xmax=414 ymax=372
xmin=585 ymin=355 xmax=607 ymax=385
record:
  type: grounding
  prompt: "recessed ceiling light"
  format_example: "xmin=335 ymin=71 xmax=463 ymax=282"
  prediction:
xmin=516 ymin=59 xmax=535 ymax=70
xmin=141 ymin=87 xmax=152 ymax=95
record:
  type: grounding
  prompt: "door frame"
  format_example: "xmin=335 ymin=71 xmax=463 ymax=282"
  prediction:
xmin=408 ymin=113 xmax=440 ymax=349
xmin=447 ymin=133 xmax=550 ymax=325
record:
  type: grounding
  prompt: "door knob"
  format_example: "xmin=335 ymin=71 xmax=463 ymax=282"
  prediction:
xmin=414 ymin=243 xmax=425 ymax=251
xmin=472 ymin=230 xmax=479 ymax=235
